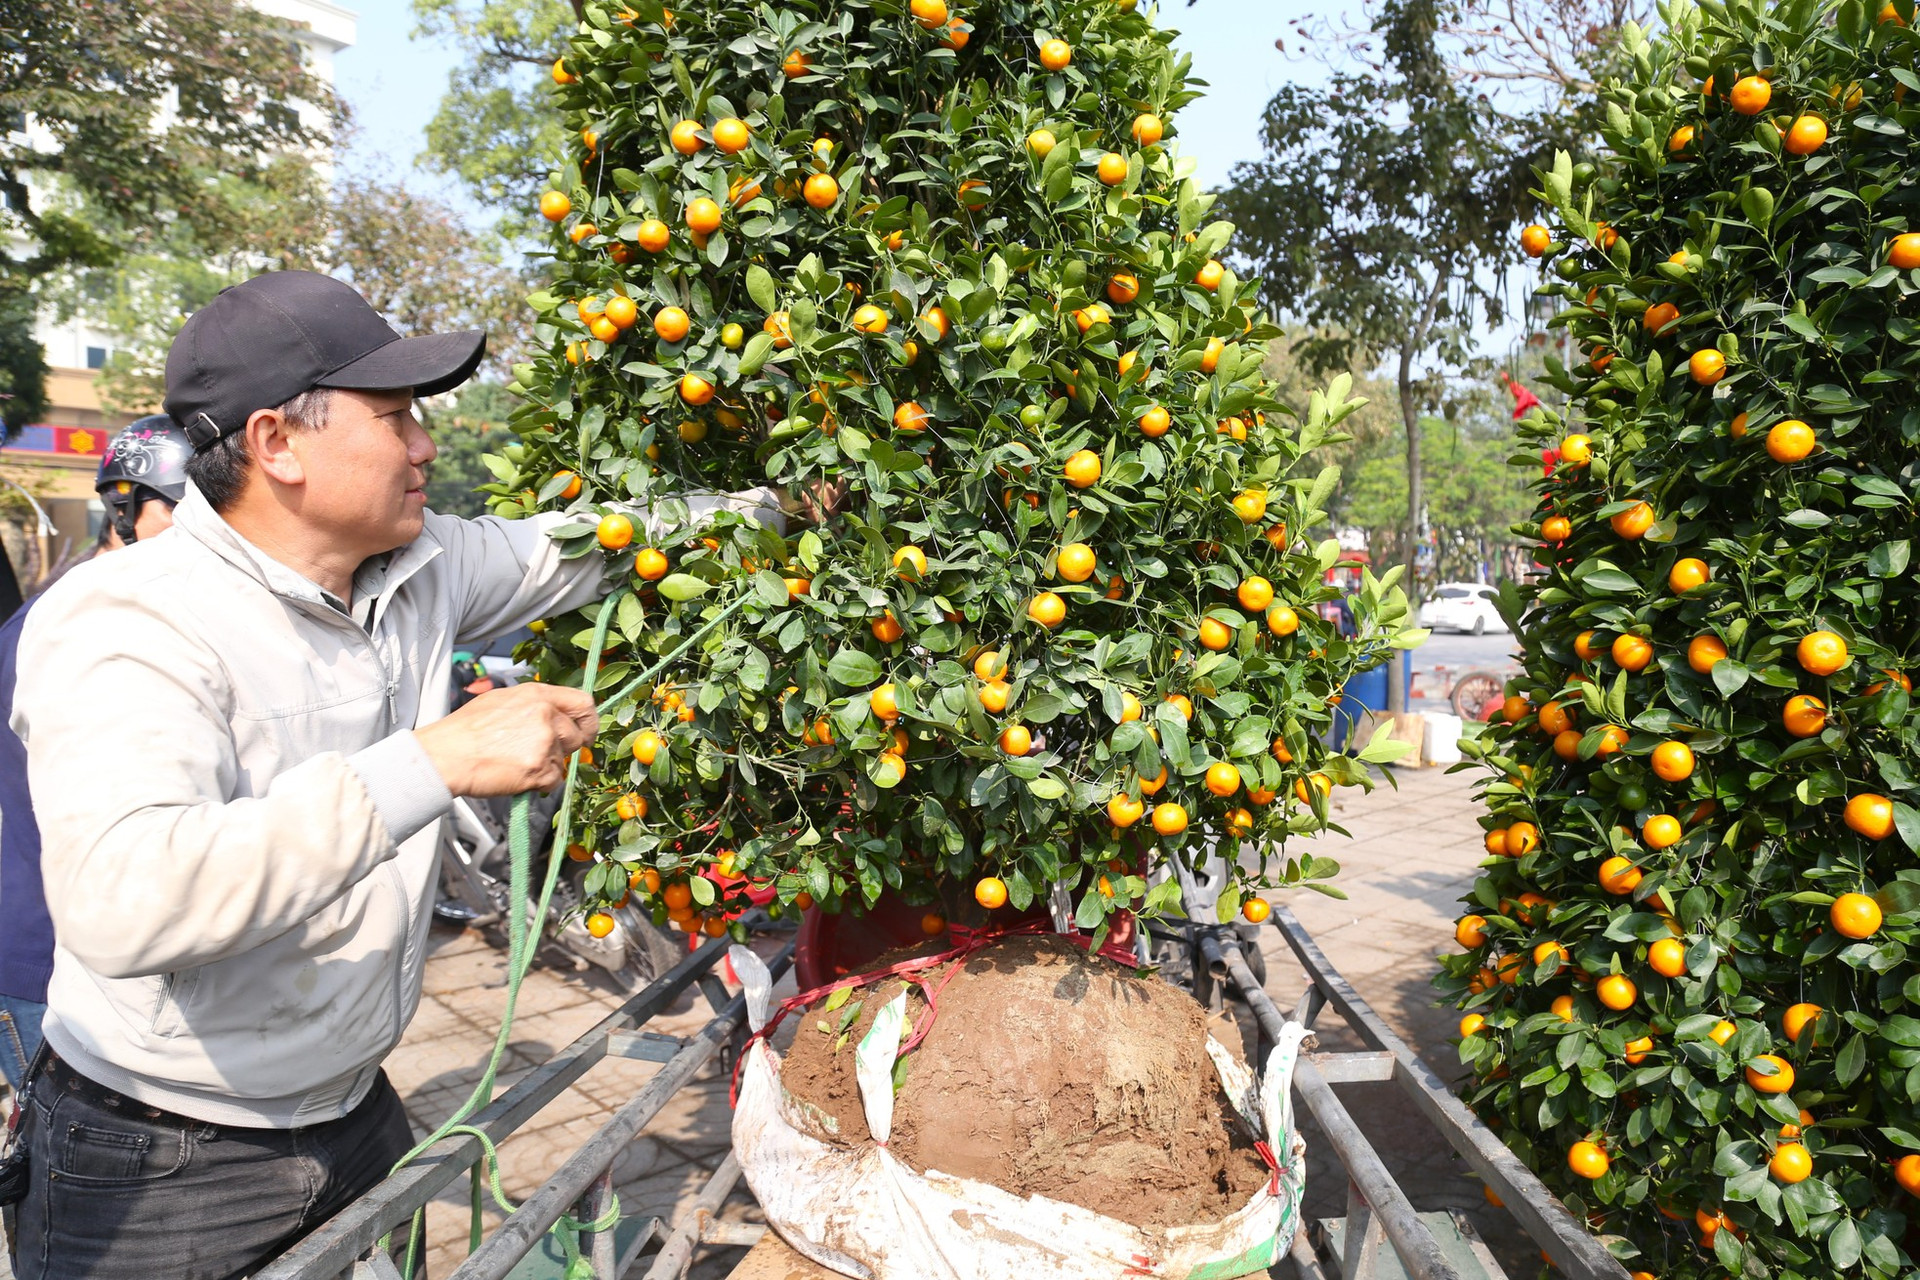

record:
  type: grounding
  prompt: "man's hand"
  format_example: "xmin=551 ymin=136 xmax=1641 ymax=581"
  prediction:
xmin=415 ymin=683 xmax=599 ymax=797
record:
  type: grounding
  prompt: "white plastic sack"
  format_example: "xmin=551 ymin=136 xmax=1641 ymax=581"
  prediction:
xmin=729 ymin=946 xmax=1307 ymax=1280
xmin=1424 ymin=712 xmax=1465 ymax=766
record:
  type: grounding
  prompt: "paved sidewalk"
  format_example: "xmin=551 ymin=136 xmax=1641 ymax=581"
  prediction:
xmin=1 ymin=762 xmax=1520 ymax=1280
xmin=1268 ymin=761 xmax=1540 ymax=1278
xmin=388 ymin=930 xmax=765 ymax=1280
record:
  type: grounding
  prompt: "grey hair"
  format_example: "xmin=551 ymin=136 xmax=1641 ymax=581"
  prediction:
xmin=185 ymin=387 xmax=337 ymax=512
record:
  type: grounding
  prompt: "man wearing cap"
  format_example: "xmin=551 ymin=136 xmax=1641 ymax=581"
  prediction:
xmin=0 ymin=271 xmax=774 ymax=1278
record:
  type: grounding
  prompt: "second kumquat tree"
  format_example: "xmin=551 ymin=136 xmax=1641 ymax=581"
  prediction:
xmin=1443 ymin=0 xmax=1920 ymax=1275
xmin=492 ymin=0 xmax=1420 ymax=940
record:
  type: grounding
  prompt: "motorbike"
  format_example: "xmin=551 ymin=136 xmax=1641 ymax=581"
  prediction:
xmin=432 ymin=648 xmax=683 ymax=989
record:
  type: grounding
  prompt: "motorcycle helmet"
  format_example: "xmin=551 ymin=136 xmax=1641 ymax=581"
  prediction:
xmin=97 ymin=415 xmax=192 ymax=543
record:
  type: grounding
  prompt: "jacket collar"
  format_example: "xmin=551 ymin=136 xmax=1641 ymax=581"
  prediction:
xmin=172 ymin=483 xmax=443 ymax=617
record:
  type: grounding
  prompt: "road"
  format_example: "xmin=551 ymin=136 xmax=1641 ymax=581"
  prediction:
xmin=1405 ymin=628 xmax=1524 ymax=715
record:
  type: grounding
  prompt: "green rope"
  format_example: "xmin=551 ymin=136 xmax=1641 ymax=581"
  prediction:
xmin=555 ymin=1191 xmax=623 ymax=1279
xmin=375 ymin=583 xmax=755 ymax=1276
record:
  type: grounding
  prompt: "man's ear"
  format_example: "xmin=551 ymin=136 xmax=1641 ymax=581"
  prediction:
xmin=246 ymin=407 xmax=305 ymax=488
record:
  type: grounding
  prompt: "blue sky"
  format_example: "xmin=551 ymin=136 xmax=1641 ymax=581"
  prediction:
xmin=331 ymin=1 xmax=1313 ymax=210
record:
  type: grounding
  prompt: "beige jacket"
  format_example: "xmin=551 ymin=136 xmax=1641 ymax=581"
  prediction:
xmin=13 ymin=483 xmax=779 ymax=1126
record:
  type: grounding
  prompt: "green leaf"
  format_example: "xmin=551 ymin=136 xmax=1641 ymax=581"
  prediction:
xmin=1830 ymin=1217 xmax=1862 ymax=1270
xmin=737 ymin=331 xmax=777 ymax=376
xmin=745 ymin=263 xmax=778 ymax=313
xmin=1896 ymin=802 xmax=1920 ymax=853
xmin=617 ymin=591 xmax=646 ymax=643
xmin=1837 ymin=1034 xmax=1867 ymax=1086
xmin=1074 ymin=889 xmax=1109 ymax=929
xmin=798 ymin=530 xmax=824 ymax=573
xmin=826 ymin=649 xmax=882 ymax=687
xmin=1581 ymin=568 xmax=1641 ymax=593
xmin=1869 ymin=540 xmax=1911 ymax=578
xmin=1140 ymin=877 xmax=1183 ymax=918
xmin=1357 ymin=720 xmax=1414 ymax=764
xmin=1711 ymin=659 xmax=1750 ymax=697
xmin=657 ymin=574 xmax=711 ymax=601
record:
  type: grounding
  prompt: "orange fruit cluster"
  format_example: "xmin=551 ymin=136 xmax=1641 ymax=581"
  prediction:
xmin=520 ymin=0 xmax=1421 ymax=971
xmin=1466 ymin=7 xmax=1920 ymax=1268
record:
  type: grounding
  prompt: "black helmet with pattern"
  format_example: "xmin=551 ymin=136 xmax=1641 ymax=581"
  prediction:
xmin=97 ymin=415 xmax=192 ymax=543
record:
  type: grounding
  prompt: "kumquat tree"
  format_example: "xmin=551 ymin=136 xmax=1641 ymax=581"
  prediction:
xmin=489 ymin=0 xmax=1424 ymax=945
xmin=1442 ymin=0 xmax=1920 ymax=1276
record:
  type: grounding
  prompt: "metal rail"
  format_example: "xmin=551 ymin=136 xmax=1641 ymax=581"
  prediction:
xmin=1201 ymin=927 xmax=1462 ymax=1280
xmin=640 ymin=1152 xmax=757 ymax=1279
xmin=279 ymin=892 xmax=1627 ymax=1280
xmin=1261 ymin=905 xmax=1631 ymax=1280
xmin=263 ymin=936 xmax=791 ymax=1280
xmin=450 ymin=975 xmax=769 ymax=1278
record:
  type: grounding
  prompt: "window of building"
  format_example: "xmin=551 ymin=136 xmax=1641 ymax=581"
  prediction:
xmin=85 ymin=346 xmax=108 ymax=370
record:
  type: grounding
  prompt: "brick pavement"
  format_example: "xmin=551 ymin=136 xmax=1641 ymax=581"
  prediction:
xmin=1267 ymin=761 xmax=1543 ymax=1279
xmin=0 ymin=761 xmax=1536 ymax=1280
xmin=386 ymin=928 xmax=760 ymax=1280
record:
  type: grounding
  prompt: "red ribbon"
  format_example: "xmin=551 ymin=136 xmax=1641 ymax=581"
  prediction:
xmin=1253 ymin=1140 xmax=1281 ymax=1196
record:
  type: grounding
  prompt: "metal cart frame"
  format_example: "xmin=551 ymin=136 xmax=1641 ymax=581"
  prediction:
xmin=262 ymin=906 xmax=1630 ymax=1280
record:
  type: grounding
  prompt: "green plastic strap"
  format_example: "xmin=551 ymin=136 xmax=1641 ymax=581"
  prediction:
xmin=554 ymin=1191 xmax=623 ymax=1280
xmin=380 ymin=590 xmax=623 ymax=1277
xmin=595 ymin=589 xmax=754 ymax=712
xmin=374 ymin=581 xmax=753 ymax=1276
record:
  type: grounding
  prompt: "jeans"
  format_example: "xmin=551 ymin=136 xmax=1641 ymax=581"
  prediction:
xmin=7 ymin=1055 xmax=415 ymax=1280
xmin=0 ymin=993 xmax=44 ymax=1090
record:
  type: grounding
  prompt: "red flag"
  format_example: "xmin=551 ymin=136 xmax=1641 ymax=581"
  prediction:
xmin=1501 ymin=371 xmax=1542 ymax=420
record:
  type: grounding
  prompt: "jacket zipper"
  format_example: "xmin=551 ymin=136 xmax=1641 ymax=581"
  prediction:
xmin=364 ymin=592 xmax=417 ymax=1049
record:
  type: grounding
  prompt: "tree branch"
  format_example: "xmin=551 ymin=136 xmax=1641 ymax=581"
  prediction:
xmin=0 ymin=166 xmax=42 ymax=240
xmin=485 ymin=34 xmax=553 ymax=66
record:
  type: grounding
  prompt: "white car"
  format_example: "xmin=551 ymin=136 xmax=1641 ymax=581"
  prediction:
xmin=1419 ymin=582 xmax=1508 ymax=635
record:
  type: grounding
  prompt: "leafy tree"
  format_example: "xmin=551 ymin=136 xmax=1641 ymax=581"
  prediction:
xmin=1285 ymin=0 xmax=1644 ymax=102
xmin=413 ymin=0 xmax=579 ymax=237
xmin=498 ymin=0 xmax=1423 ymax=937
xmin=1447 ymin=2 xmax=1920 ymax=1275
xmin=3 ymin=0 xmax=331 ymax=432
xmin=0 ymin=287 xmax=47 ymax=432
xmin=425 ymin=383 xmax=519 ymax=518
xmin=1216 ymin=0 xmax=1540 ymax=627
xmin=1337 ymin=413 xmax=1534 ymax=583
xmin=327 ymin=172 xmax=533 ymax=381
xmin=0 ymin=1 xmax=328 ymax=283
xmin=68 ymin=173 xmax=527 ymax=415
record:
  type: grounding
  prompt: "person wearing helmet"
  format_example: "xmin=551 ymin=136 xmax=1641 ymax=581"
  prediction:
xmin=93 ymin=414 xmax=191 ymax=546
xmin=0 ymin=418 xmax=190 ymax=1093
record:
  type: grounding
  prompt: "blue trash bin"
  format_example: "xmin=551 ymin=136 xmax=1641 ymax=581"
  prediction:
xmin=1331 ymin=658 xmax=1413 ymax=748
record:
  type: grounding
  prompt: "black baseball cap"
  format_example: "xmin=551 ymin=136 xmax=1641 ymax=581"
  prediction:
xmin=163 ymin=270 xmax=487 ymax=449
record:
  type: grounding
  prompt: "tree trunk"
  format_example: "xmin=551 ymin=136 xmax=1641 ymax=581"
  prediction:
xmin=1389 ymin=267 xmax=1451 ymax=714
